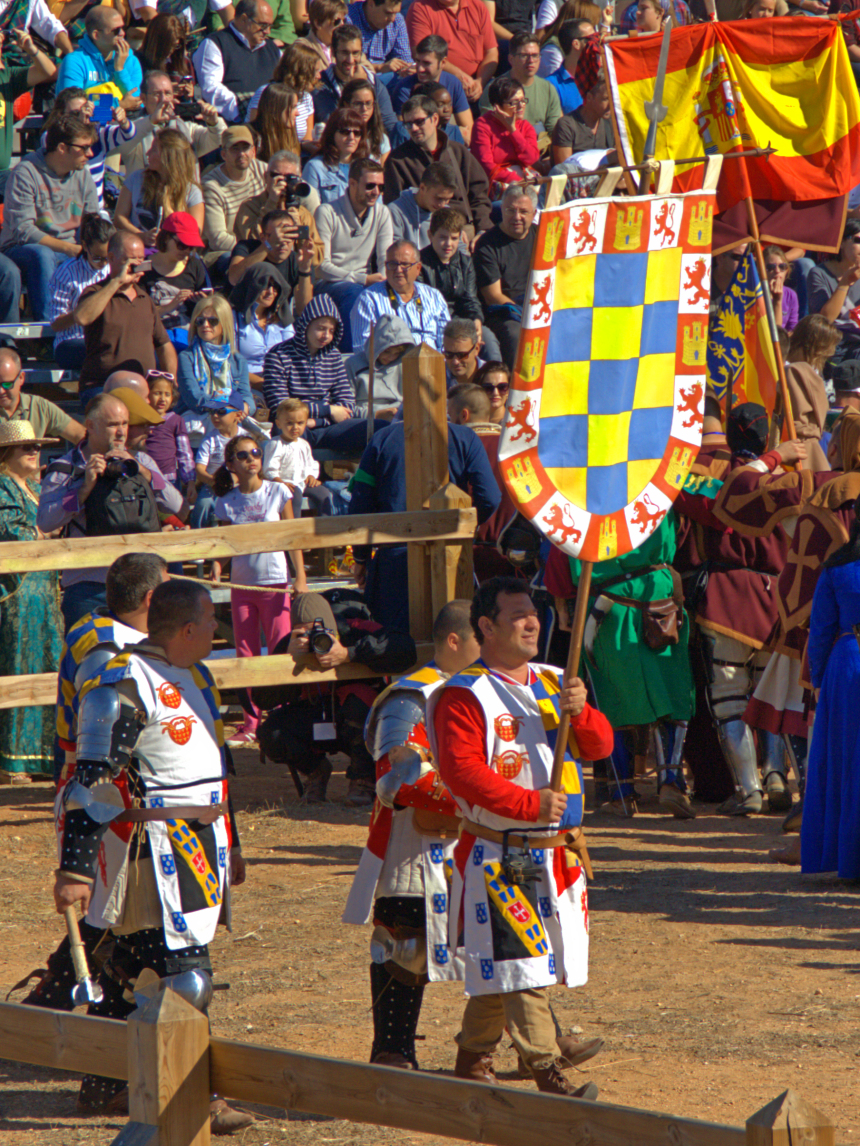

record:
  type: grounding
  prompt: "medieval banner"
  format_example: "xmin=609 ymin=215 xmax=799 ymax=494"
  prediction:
xmin=498 ymin=187 xmax=716 ymax=564
xmin=707 ymin=250 xmax=779 ymax=418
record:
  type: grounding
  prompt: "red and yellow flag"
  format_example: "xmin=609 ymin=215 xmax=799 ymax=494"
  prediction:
xmin=604 ymin=18 xmax=860 ymax=216
xmin=706 ymin=252 xmax=778 ymax=419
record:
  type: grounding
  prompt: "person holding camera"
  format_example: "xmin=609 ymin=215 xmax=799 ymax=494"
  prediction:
xmin=37 ymin=391 xmax=183 ymax=632
xmin=233 ymin=150 xmax=323 ymax=264
xmin=257 ymin=589 xmax=416 ymax=806
xmin=227 ymin=207 xmax=315 ymax=293
xmin=118 ymin=71 xmax=227 ymax=176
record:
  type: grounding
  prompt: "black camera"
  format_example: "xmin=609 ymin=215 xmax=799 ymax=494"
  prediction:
xmin=174 ymin=99 xmax=200 ymax=120
xmin=279 ymin=172 xmax=310 ymax=208
xmin=308 ymin=617 xmax=335 ymax=656
xmin=104 ymin=456 xmax=138 ymax=479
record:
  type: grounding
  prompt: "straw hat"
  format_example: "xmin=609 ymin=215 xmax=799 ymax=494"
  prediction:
xmin=0 ymin=419 xmax=58 ymax=448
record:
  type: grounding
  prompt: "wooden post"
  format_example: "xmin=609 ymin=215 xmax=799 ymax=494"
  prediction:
xmin=127 ymin=989 xmax=211 ymax=1146
xmin=402 ymin=343 xmax=451 ymax=641
xmin=746 ymin=1090 xmax=835 ymax=1146
xmin=549 ymin=560 xmax=593 ymax=791
xmin=428 ymin=483 xmax=474 ymax=619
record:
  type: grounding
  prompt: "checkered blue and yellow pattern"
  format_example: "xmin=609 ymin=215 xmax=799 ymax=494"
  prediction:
xmin=498 ymin=187 xmax=717 ymax=564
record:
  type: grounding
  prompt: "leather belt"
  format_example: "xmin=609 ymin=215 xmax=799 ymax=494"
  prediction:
xmin=117 ymin=801 xmax=227 ymax=824
xmin=462 ymin=819 xmax=593 ymax=880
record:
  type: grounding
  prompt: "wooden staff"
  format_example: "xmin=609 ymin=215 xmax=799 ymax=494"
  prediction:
xmin=366 ymin=324 xmax=375 ymax=445
xmin=549 ymin=560 xmax=593 ymax=791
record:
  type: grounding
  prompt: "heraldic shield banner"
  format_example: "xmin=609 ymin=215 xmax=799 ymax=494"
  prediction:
xmin=498 ymin=187 xmax=717 ymax=565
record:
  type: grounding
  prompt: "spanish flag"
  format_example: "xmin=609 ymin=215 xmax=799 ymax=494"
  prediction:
xmin=706 ymin=252 xmax=779 ymax=419
xmin=604 ymin=19 xmax=860 ymax=218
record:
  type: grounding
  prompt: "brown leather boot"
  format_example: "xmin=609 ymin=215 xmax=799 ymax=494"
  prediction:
xmin=454 ymin=1048 xmax=497 ymax=1083
xmin=517 ymin=1034 xmax=605 ymax=1078
xmin=531 ymin=1062 xmax=598 ymax=1100
xmin=372 ymin=1051 xmax=414 ymax=1069
xmin=210 ymin=1097 xmax=255 ymax=1135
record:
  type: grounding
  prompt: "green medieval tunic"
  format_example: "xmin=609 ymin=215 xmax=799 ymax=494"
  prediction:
xmin=564 ymin=513 xmax=694 ymax=728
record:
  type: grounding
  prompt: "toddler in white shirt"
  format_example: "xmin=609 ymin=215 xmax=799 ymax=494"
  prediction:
xmin=263 ymin=398 xmax=350 ymax=516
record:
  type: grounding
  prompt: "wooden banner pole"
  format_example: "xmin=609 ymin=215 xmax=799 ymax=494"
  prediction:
xmin=550 ymin=559 xmax=593 ymax=792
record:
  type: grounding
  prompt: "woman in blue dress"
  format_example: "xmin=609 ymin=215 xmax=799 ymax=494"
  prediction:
xmin=803 ymin=497 xmax=860 ymax=878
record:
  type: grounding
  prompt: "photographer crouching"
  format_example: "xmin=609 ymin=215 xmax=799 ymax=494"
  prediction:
xmin=257 ymin=590 xmax=416 ymax=807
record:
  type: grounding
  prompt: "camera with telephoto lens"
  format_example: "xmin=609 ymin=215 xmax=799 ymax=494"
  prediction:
xmin=174 ymin=99 xmax=201 ymax=120
xmin=309 ymin=617 xmax=335 ymax=656
xmin=104 ymin=456 xmax=138 ymax=479
xmin=279 ymin=172 xmax=310 ymax=208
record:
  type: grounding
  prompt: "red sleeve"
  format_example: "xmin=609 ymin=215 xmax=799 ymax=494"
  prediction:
xmin=433 ymin=687 xmax=541 ymax=821
xmin=470 ymin=116 xmax=498 ymax=180
xmin=570 ymin=703 xmax=614 ymax=761
xmin=544 ymin=544 xmax=575 ymax=597
xmin=674 ymin=486 xmax=730 ymax=531
xmin=406 ymin=1 xmax=432 ymax=50
xmin=513 ymin=120 xmax=540 ymax=166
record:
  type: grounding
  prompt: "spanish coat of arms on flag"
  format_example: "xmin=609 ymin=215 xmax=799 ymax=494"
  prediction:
xmin=499 ymin=185 xmax=717 ymax=565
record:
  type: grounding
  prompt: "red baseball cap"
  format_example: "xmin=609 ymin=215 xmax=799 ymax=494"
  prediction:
xmin=161 ymin=211 xmax=205 ymax=248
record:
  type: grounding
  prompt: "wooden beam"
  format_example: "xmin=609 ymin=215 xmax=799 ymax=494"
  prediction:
xmin=0 ymin=643 xmax=435 ymax=710
xmin=128 ymin=992 xmax=210 ymax=1145
xmin=208 ymin=1038 xmax=746 ymax=1146
xmin=110 ymin=1124 xmax=159 ymax=1146
xmin=746 ymin=1090 xmax=834 ymax=1146
xmin=428 ymin=483 xmax=474 ymax=620
xmin=0 ymin=1002 xmax=127 ymax=1079
xmin=0 ymin=509 xmax=477 ymax=575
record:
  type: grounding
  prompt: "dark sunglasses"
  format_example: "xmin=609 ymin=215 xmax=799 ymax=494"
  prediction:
xmin=0 ymin=372 xmax=21 ymax=390
xmin=443 ymin=347 xmax=476 ymax=361
xmin=727 ymin=252 xmax=744 ymax=262
xmin=481 ymin=382 xmax=510 ymax=394
xmin=234 ymin=448 xmax=262 ymax=460
xmin=767 ymin=262 xmax=788 ymax=272
xmin=17 ymin=443 xmax=40 ymax=453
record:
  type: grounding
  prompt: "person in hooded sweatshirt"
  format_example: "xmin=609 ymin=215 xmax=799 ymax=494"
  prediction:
xmin=231 ymin=262 xmax=297 ymax=382
xmin=346 ymin=314 xmax=416 ymax=422
xmin=262 ymin=293 xmax=374 ymax=457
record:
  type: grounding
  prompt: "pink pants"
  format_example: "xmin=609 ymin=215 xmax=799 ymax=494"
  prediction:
xmin=231 ymin=585 xmax=292 ymax=734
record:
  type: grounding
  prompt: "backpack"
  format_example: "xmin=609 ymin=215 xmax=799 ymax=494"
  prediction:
xmin=48 ymin=458 xmax=161 ymax=537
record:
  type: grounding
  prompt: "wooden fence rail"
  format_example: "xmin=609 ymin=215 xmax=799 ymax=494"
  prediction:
xmin=0 ymin=1000 xmax=834 ymax=1146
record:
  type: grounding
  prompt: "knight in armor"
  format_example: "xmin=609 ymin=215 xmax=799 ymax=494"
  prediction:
xmin=52 ymin=580 xmax=251 ymax=1134
xmin=16 ymin=553 xmax=168 ymax=1012
xmin=675 ymin=401 xmax=796 ymax=815
xmin=545 ymin=511 xmax=695 ymax=819
xmin=429 ymin=577 xmax=613 ymax=1097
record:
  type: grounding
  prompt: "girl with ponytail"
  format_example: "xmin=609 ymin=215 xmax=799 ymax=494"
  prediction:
xmin=212 ymin=435 xmax=307 ymax=748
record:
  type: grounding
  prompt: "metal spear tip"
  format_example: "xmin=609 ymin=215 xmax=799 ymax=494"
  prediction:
xmin=71 ymin=978 xmax=104 ymax=1006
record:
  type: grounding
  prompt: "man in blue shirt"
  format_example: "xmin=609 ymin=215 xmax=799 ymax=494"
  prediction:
xmin=546 ymin=19 xmax=592 ymax=116
xmin=347 ymin=0 xmax=413 ymax=74
xmin=56 ymin=6 xmax=142 ymax=106
xmin=390 ymin=34 xmax=473 ymax=143
xmin=351 ymin=238 xmax=452 ymax=353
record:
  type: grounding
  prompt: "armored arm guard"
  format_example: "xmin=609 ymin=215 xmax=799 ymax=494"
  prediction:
xmin=60 ymin=684 xmax=145 ymax=880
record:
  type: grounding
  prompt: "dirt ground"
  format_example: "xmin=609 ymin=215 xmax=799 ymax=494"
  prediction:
xmin=1 ymin=751 xmax=858 ymax=1146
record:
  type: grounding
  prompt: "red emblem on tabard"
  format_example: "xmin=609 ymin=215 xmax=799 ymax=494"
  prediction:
xmin=493 ymin=713 xmax=523 ymax=742
xmin=157 ymin=682 xmax=183 ymax=709
xmin=493 ymin=750 xmax=526 ymax=780
xmin=160 ymin=716 xmax=197 ymax=745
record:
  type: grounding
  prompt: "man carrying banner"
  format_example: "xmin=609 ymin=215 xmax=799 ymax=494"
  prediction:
xmin=429 ymin=576 xmax=613 ymax=1097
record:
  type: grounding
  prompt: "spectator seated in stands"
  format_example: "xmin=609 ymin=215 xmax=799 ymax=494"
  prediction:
xmin=351 ymin=238 xmax=451 ymax=352
xmin=471 ymin=75 xmax=540 ymax=196
xmin=389 ymin=34 xmax=473 ymax=144
xmin=248 ymin=41 xmax=324 ymax=157
xmin=193 ymin=0 xmax=281 ymax=123
xmin=419 ymin=206 xmax=500 ymax=358
xmin=314 ymin=157 xmax=392 ymax=350
xmin=0 ymin=26 xmax=57 ymax=202
xmin=120 ymin=70 xmax=227 ymax=174
xmin=389 ymin=162 xmax=456 ymax=251
xmin=144 ymin=372 xmax=196 ymax=497
xmin=37 ymin=390 xmax=181 ymax=632
xmin=191 ymin=390 xmax=247 ymax=527
xmin=136 ymin=13 xmax=199 ymax=90
xmin=764 ymin=245 xmax=799 ymax=333
xmin=0 ymin=114 xmax=99 ymax=322
xmin=257 ymin=589 xmax=417 ymax=806
xmin=405 ymin=0 xmax=498 ymax=104
xmin=74 ymin=232 xmax=178 ymax=399
xmin=304 ymin=0 xmax=349 ymax=71
xmin=312 ymin=22 xmax=396 ymax=134
xmin=0 ymin=347 xmax=85 ymax=445
xmin=474 ymin=181 xmax=538 ymax=367
xmin=550 ymin=49 xmax=614 ymax=166
xmin=228 ymin=207 xmax=316 ymax=298
xmin=233 ymin=149 xmax=322 ymax=262
xmin=347 ymin=0 xmax=413 ymax=75
xmin=474 ymin=359 xmax=510 ymax=424
xmin=254 ymin=81 xmax=303 ymax=163
xmin=338 ymin=76 xmax=391 ymax=164
xmin=384 ymin=94 xmax=492 ymax=242
xmin=202 ymin=125 xmax=267 ymax=277
xmin=346 ymin=313 xmax=416 ymax=419
xmin=303 ymin=107 xmax=369 ymax=205
xmin=807 ymin=219 xmax=860 ymax=364
xmin=263 ymin=396 xmax=350 ymax=516
xmin=442 ymin=317 xmax=484 ymax=388
xmin=178 ymin=293 xmax=254 ymax=415
xmin=263 ymin=293 xmax=376 ymax=455
xmin=620 ymin=0 xmax=692 ymax=31
xmin=49 ymin=212 xmax=114 ymax=373
xmin=232 ymin=263 xmax=300 ymax=384
xmin=480 ymin=32 xmax=562 ymax=157
xmin=139 ymin=212 xmax=210 ymax=341
xmin=544 ymin=19 xmax=594 ymax=113
xmin=56 ymin=6 xmax=142 ymax=106
xmin=114 ymin=128 xmax=205 ymax=246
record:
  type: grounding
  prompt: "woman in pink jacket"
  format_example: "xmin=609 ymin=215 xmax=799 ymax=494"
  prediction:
xmin=470 ymin=76 xmax=540 ymax=199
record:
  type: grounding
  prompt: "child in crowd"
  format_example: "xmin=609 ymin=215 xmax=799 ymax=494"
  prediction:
xmin=145 ymin=371 xmax=196 ymax=498
xmin=263 ymin=397 xmax=343 ymax=516
xmin=212 ymin=434 xmax=307 ymax=747
xmin=192 ymin=392 xmax=245 ymax=528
